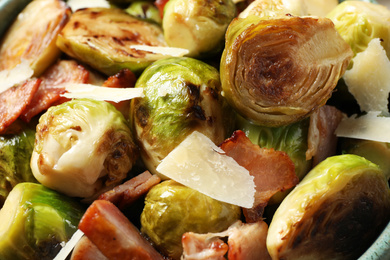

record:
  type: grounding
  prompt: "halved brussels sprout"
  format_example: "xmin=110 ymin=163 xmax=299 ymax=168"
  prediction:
xmin=125 ymin=1 xmax=162 ymax=25
xmin=0 ymin=182 xmax=85 ymax=260
xmin=267 ymin=154 xmax=390 ymax=260
xmin=0 ymin=123 xmax=37 ymax=206
xmin=0 ymin=0 xmax=32 ymax=39
xmin=130 ymin=57 xmax=234 ymax=177
xmin=341 ymin=138 xmax=390 ymax=180
xmin=162 ymin=0 xmax=236 ymax=58
xmin=0 ymin=0 xmax=71 ymax=77
xmin=220 ymin=15 xmax=353 ymax=127
xmin=238 ymin=0 xmax=308 ymax=19
xmin=56 ymin=7 xmax=168 ymax=76
xmin=31 ymin=99 xmax=138 ymax=198
xmin=140 ymin=180 xmax=241 ymax=260
xmin=326 ymin=1 xmax=390 ymax=57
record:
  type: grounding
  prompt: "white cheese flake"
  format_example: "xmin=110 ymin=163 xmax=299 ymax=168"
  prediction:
xmin=335 ymin=111 xmax=390 ymax=143
xmin=61 ymin=83 xmax=144 ymax=102
xmin=0 ymin=61 xmax=34 ymax=94
xmin=129 ymin=45 xmax=190 ymax=57
xmin=156 ymin=131 xmax=256 ymax=208
xmin=67 ymin=0 xmax=110 ymax=12
xmin=53 ymin=229 xmax=84 ymax=260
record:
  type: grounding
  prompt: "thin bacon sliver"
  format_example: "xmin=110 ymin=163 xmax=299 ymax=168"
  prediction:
xmin=79 ymin=200 xmax=164 ymax=260
xmin=99 ymin=171 xmax=161 ymax=210
xmin=219 ymin=130 xmax=298 ymax=222
xmin=20 ymin=59 xmax=90 ymax=122
xmin=0 ymin=78 xmax=40 ymax=133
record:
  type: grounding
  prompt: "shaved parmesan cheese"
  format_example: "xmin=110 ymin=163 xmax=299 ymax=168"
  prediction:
xmin=129 ymin=45 xmax=190 ymax=57
xmin=335 ymin=111 xmax=390 ymax=143
xmin=0 ymin=61 xmax=34 ymax=94
xmin=67 ymin=0 xmax=110 ymax=12
xmin=61 ymin=83 xmax=144 ymax=102
xmin=53 ymin=229 xmax=84 ymax=260
xmin=343 ymin=38 xmax=390 ymax=115
xmin=156 ymin=131 xmax=256 ymax=208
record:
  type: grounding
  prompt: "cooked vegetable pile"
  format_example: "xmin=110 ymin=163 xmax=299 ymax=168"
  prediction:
xmin=0 ymin=0 xmax=389 ymax=259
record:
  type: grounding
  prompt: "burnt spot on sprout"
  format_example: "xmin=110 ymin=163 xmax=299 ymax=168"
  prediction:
xmin=136 ymin=104 xmax=150 ymax=127
xmin=185 ymin=83 xmax=207 ymax=121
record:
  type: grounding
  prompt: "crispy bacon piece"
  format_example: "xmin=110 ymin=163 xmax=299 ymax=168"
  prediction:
xmin=227 ymin=221 xmax=271 ymax=260
xmin=306 ymin=105 xmax=344 ymax=166
xmin=99 ymin=171 xmax=161 ymax=210
xmin=220 ymin=130 xmax=298 ymax=223
xmin=0 ymin=78 xmax=40 ymax=133
xmin=20 ymin=59 xmax=90 ymax=122
xmin=79 ymin=200 xmax=164 ymax=260
xmin=181 ymin=220 xmax=271 ymax=260
xmin=155 ymin=0 xmax=170 ymax=18
xmin=102 ymin=68 xmax=137 ymax=119
xmin=71 ymin=236 xmax=108 ymax=260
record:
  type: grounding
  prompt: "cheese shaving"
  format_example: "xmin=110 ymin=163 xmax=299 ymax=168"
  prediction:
xmin=67 ymin=0 xmax=110 ymax=12
xmin=53 ymin=229 xmax=84 ymax=260
xmin=335 ymin=111 xmax=390 ymax=143
xmin=61 ymin=83 xmax=144 ymax=102
xmin=156 ymin=131 xmax=256 ymax=208
xmin=129 ymin=45 xmax=190 ymax=57
xmin=0 ymin=61 xmax=34 ymax=94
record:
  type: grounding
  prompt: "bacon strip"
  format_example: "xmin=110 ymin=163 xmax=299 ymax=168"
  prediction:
xmin=71 ymin=236 xmax=108 ymax=260
xmin=220 ymin=130 xmax=298 ymax=222
xmin=182 ymin=232 xmax=228 ymax=260
xmin=20 ymin=59 xmax=91 ymax=122
xmin=0 ymin=78 xmax=40 ymax=133
xmin=79 ymin=200 xmax=164 ymax=260
xmin=99 ymin=171 xmax=161 ymax=210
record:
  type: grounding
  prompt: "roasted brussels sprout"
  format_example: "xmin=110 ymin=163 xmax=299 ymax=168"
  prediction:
xmin=238 ymin=0 xmax=307 ymax=19
xmin=267 ymin=154 xmax=390 ymax=260
xmin=56 ymin=7 xmax=168 ymax=76
xmin=125 ymin=1 xmax=162 ymax=25
xmin=0 ymin=124 xmax=37 ymax=206
xmin=341 ymin=138 xmax=390 ymax=180
xmin=162 ymin=0 xmax=236 ymax=58
xmin=140 ymin=180 xmax=241 ymax=260
xmin=220 ymin=15 xmax=353 ymax=127
xmin=237 ymin=115 xmax=311 ymax=204
xmin=326 ymin=1 xmax=390 ymax=57
xmin=0 ymin=0 xmax=32 ymax=39
xmin=130 ymin=57 xmax=234 ymax=177
xmin=0 ymin=0 xmax=71 ymax=77
xmin=30 ymin=99 xmax=138 ymax=198
xmin=0 ymin=182 xmax=85 ymax=260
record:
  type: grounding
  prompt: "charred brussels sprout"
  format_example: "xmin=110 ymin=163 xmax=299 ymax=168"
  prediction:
xmin=162 ymin=0 xmax=236 ymax=58
xmin=31 ymin=99 xmax=138 ymax=198
xmin=0 ymin=0 xmax=71 ymax=77
xmin=220 ymin=15 xmax=353 ymax=127
xmin=140 ymin=180 xmax=241 ymax=260
xmin=267 ymin=154 xmax=390 ymax=260
xmin=125 ymin=1 xmax=162 ymax=25
xmin=130 ymin=57 xmax=233 ymax=177
xmin=56 ymin=7 xmax=168 ymax=76
xmin=326 ymin=1 xmax=390 ymax=57
xmin=0 ymin=125 xmax=37 ymax=206
xmin=0 ymin=182 xmax=85 ymax=260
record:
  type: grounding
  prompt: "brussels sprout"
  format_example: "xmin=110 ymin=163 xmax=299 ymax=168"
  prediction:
xmin=326 ymin=1 xmax=390 ymax=57
xmin=236 ymin=115 xmax=311 ymax=204
xmin=341 ymin=138 xmax=390 ymax=180
xmin=0 ymin=124 xmax=37 ymax=206
xmin=0 ymin=0 xmax=71 ymax=77
xmin=0 ymin=0 xmax=32 ymax=39
xmin=31 ymin=99 xmax=138 ymax=198
xmin=267 ymin=154 xmax=390 ymax=260
xmin=140 ymin=180 xmax=241 ymax=260
xmin=0 ymin=182 xmax=85 ymax=260
xmin=56 ymin=7 xmax=168 ymax=76
xmin=220 ymin=15 xmax=353 ymax=127
xmin=125 ymin=1 xmax=162 ymax=25
xmin=238 ymin=0 xmax=308 ymax=19
xmin=130 ymin=57 xmax=234 ymax=177
xmin=162 ymin=0 xmax=236 ymax=58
